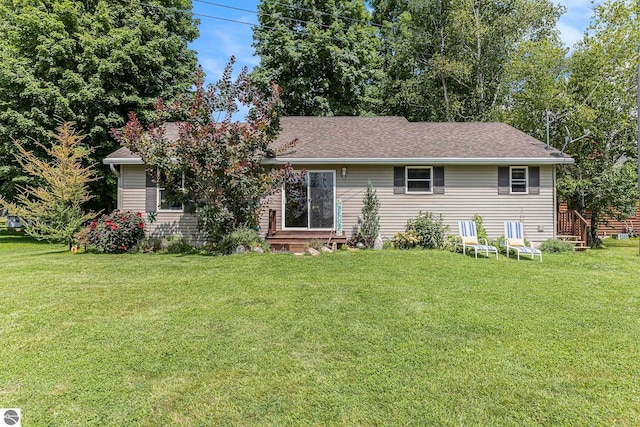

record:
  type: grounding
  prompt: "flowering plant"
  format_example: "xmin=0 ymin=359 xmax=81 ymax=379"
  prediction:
xmin=87 ymin=210 xmax=146 ymax=253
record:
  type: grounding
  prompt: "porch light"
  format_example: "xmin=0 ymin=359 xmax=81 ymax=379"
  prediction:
xmin=341 ymin=166 xmax=347 ymax=178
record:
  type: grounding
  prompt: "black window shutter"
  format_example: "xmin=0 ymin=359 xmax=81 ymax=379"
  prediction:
xmin=393 ymin=167 xmax=405 ymax=194
xmin=529 ymin=166 xmax=540 ymax=195
xmin=498 ymin=167 xmax=510 ymax=195
xmin=433 ymin=166 xmax=445 ymax=194
xmin=145 ymin=169 xmax=158 ymax=212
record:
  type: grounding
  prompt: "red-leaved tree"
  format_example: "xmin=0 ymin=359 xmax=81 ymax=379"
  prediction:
xmin=112 ymin=58 xmax=296 ymax=242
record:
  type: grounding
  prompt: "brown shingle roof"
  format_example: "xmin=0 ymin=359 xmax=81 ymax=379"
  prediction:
xmin=104 ymin=117 xmax=573 ymax=164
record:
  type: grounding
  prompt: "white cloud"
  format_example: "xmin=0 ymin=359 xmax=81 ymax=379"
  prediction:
xmin=556 ymin=0 xmax=603 ymax=48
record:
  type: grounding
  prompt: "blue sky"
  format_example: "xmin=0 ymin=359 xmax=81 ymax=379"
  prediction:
xmin=189 ymin=0 xmax=603 ymax=86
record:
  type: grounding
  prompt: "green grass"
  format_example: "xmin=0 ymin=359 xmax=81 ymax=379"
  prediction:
xmin=1 ymin=231 xmax=640 ymax=425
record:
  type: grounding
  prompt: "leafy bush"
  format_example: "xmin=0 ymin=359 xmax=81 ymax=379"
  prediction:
xmin=492 ymin=234 xmax=533 ymax=254
xmin=88 ymin=210 xmax=146 ymax=253
xmin=472 ymin=214 xmax=488 ymax=242
xmin=444 ymin=235 xmax=461 ymax=252
xmin=217 ymin=227 xmax=269 ymax=255
xmin=164 ymin=236 xmax=197 ymax=254
xmin=406 ymin=211 xmax=449 ymax=249
xmin=539 ymin=239 xmax=575 ymax=253
xmin=305 ymin=238 xmax=326 ymax=251
xmin=391 ymin=231 xmax=419 ymax=249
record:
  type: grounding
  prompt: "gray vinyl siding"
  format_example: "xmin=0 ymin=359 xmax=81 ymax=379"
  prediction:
xmin=120 ymin=163 xmax=556 ymax=244
xmin=119 ymin=165 xmax=201 ymax=243
xmin=260 ymin=164 xmax=556 ymax=243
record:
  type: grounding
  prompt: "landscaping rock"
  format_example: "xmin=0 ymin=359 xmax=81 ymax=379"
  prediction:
xmin=252 ymin=246 xmax=264 ymax=254
xmin=321 ymin=246 xmax=332 ymax=253
xmin=234 ymin=245 xmax=246 ymax=254
xmin=356 ymin=242 xmax=366 ymax=250
xmin=307 ymin=247 xmax=321 ymax=256
xmin=373 ymin=235 xmax=383 ymax=250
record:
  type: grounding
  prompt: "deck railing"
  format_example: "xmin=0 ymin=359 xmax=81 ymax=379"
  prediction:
xmin=557 ymin=209 xmax=589 ymax=243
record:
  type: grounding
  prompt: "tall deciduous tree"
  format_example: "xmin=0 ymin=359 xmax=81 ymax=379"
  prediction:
xmin=0 ymin=0 xmax=198 ymax=208
xmin=374 ymin=0 xmax=563 ymax=121
xmin=557 ymin=0 xmax=639 ymax=244
xmin=251 ymin=0 xmax=382 ymax=116
xmin=0 ymin=122 xmax=98 ymax=249
xmin=114 ymin=60 xmax=296 ymax=243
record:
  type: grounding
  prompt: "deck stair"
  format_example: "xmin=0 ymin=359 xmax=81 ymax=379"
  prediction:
xmin=557 ymin=234 xmax=589 ymax=251
xmin=266 ymin=230 xmax=348 ymax=253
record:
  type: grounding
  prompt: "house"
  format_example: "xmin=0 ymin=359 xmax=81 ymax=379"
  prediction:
xmin=104 ymin=116 xmax=574 ymax=249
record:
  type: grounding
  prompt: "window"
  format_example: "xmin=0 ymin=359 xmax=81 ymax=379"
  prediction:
xmin=406 ymin=166 xmax=432 ymax=193
xmin=157 ymin=171 xmax=184 ymax=212
xmin=510 ymin=167 xmax=528 ymax=194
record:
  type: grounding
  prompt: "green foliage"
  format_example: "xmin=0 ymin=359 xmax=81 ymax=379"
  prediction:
xmin=0 ymin=122 xmax=98 ymax=248
xmin=4 ymin=234 xmax=640 ymax=425
xmin=0 ymin=0 xmax=198 ymax=209
xmin=305 ymin=239 xmax=326 ymax=252
xmin=391 ymin=230 xmax=419 ymax=249
xmin=251 ymin=0 xmax=382 ymax=116
xmin=359 ymin=181 xmax=380 ymax=248
xmin=501 ymin=0 xmax=639 ymax=244
xmin=87 ymin=210 xmax=146 ymax=253
xmin=115 ymin=60 xmax=297 ymax=243
xmin=472 ymin=214 xmax=488 ymax=242
xmin=539 ymin=239 xmax=575 ymax=253
xmin=405 ymin=211 xmax=449 ymax=249
xmin=217 ymin=227 xmax=269 ymax=255
xmin=374 ymin=0 xmax=564 ymax=121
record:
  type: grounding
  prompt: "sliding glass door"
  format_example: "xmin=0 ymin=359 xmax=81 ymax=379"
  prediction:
xmin=283 ymin=171 xmax=335 ymax=229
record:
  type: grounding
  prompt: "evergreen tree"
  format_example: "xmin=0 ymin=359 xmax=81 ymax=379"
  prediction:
xmin=360 ymin=181 xmax=380 ymax=248
xmin=0 ymin=122 xmax=98 ymax=249
xmin=251 ymin=0 xmax=382 ymax=116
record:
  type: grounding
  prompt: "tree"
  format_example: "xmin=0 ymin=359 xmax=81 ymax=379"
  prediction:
xmin=373 ymin=0 xmax=564 ymax=121
xmin=0 ymin=0 xmax=198 ymax=209
xmin=359 ymin=181 xmax=380 ymax=248
xmin=251 ymin=0 xmax=382 ymax=116
xmin=113 ymin=60 xmax=296 ymax=243
xmin=0 ymin=122 xmax=98 ymax=249
xmin=556 ymin=0 xmax=639 ymax=244
xmin=500 ymin=0 xmax=639 ymax=245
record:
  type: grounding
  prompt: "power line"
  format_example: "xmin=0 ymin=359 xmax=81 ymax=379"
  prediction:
xmin=129 ymin=1 xmax=360 ymax=44
xmin=191 ymin=0 xmax=382 ymax=30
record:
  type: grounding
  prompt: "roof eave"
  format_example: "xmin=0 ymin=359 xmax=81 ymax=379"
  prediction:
xmin=262 ymin=157 xmax=575 ymax=165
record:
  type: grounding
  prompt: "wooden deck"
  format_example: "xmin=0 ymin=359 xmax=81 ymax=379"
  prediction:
xmin=266 ymin=230 xmax=348 ymax=252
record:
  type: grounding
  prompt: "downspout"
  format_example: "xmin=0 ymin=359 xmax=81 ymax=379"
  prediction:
xmin=109 ymin=163 xmax=120 ymax=178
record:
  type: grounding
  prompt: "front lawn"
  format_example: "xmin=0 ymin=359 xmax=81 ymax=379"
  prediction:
xmin=1 ymin=231 xmax=639 ymax=425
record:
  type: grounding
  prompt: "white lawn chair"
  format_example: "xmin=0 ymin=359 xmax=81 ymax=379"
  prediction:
xmin=504 ymin=221 xmax=542 ymax=261
xmin=455 ymin=220 xmax=498 ymax=259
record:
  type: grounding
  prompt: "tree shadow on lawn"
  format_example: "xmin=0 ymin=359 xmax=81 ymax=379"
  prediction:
xmin=0 ymin=230 xmax=50 ymax=245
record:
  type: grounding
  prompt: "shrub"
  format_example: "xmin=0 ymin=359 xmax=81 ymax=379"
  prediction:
xmin=217 ymin=227 xmax=269 ymax=255
xmin=359 ymin=181 xmax=380 ymax=248
xmin=88 ymin=210 xmax=146 ymax=253
xmin=391 ymin=230 xmax=419 ymax=249
xmin=305 ymin=238 xmax=326 ymax=251
xmin=164 ymin=236 xmax=197 ymax=254
xmin=539 ymin=239 xmax=575 ymax=253
xmin=406 ymin=211 xmax=449 ymax=249
xmin=472 ymin=214 xmax=488 ymax=242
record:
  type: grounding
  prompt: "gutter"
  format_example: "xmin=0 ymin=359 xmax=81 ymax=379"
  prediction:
xmin=104 ymin=156 xmax=574 ymax=166
xmin=262 ymin=157 xmax=575 ymax=166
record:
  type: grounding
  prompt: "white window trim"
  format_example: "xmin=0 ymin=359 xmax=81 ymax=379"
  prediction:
xmin=509 ymin=166 xmax=528 ymax=195
xmin=405 ymin=166 xmax=433 ymax=194
xmin=281 ymin=170 xmax=336 ymax=230
xmin=157 ymin=171 xmax=185 ymax=212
